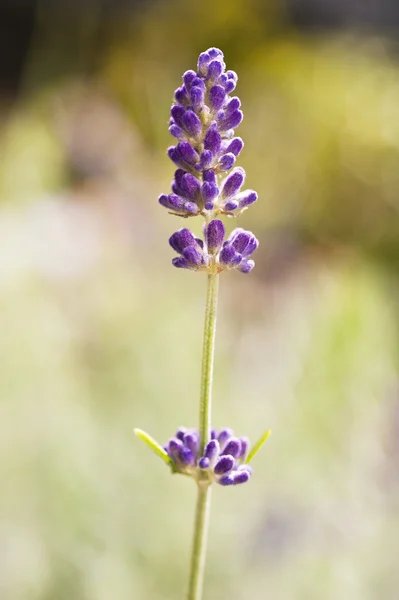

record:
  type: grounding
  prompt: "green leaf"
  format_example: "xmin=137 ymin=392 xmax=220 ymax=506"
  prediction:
xmin=134 ymin=428 xmax=173 ymax=468
xmin=245 ymin=429 xmax=271 ymax=464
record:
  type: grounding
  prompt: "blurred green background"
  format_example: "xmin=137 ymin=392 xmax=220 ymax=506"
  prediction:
xmin=1 ymin=0 xmax=399 ymax=598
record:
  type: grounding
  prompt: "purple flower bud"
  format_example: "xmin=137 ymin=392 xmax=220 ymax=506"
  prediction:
xmin=239 ymin=436 xmax=249 ymax=460
xmin=202 ymin=182 xmax=219 ymax=205
xmin=222 ymin=438 xmax=241 ymax=459
xmin=210 ymin=428 xmax=217 ymax=439
xmin=204 ymin=439 xmax=220 ymax=461
xmin=204 ymin=126 xmax=222 ymax=156
xmin=218 ymin=474 xmax=235 ymax=486
xmin=176 ymin=427 xmax=188 ymax=441
xmin=207 ymin=59 xmax=223 ymax=81
xmin=226 ymin=137 xmax=244 ymax=157
xmin=182 ymin=110 xmax=202 ymax=137
xmin=203 ymin=170 xmax=216 ymax=184
xmin=237 ymin=190 xmax=258 ymax=208
xmin=214 ymin=455 xmax=235 ymax=475
xmin=238 ymin=259 xmax=255 ymax=273
xmin=198 ymin=150 xmax=213 ymax=170
xmin=183 ymin=432 xmax=199 ymax=454
xmin=199 ymin=457 xmax=210 ymax=469
xmin=169 ymin=228 xmax=197 ymax=253
xmin=232 ymin=469 xmax=251 ymax=484
xmin=205 ymin=202 xmax=214 ymax=210
xmin=183 ymin=70 xmax=197 ymax=88
xmin=218 ymin=428 xmax=233 ymax=448
xmin=219 ymin=109 xmax=243 ymax=131
xmin=205 ymin=220 xmax=225 ymax=254
xmin=218 ymin=153 xmax=236 ymax=171
xmin=225 ymin=97 xmax=241 ymax=113
xmin=159 ymin=194 xmax=198 ymax=215
xmin=230 ymin=230 xmax=259 ymax=256
xmin=191 ymin=77 xmax=206 ymax=91
xmin=219 ymin=245 xmax=241 ymax=267
xmin=179 ymin=447 xmax=195 ymax=466
xmin=182 ymin=245 xmax=204 ymax=267
xmin=175 ymin=87 xmax=188 ymax=105
xmin=190 ymin=86 xmax=205 ymax=111
xmin=177 ymin=142 xmax=200 ymax=165
xmin=172 ymin=257 xmax=189 ymax=269
xmin=181 ymin=173 xmax=201 ymax=201
xmin=169 ymin=124 xmax=185 ymax=139
xmin=209 ymin=85 xmax=226 ymax=111
xmin=224 ymin=200 xmax=239 ymax=212
xmin=208 ymin=47 xmax=224 ymax=59
xmin=198 ymin=51 xmax=211 ymax=74
xmin=221 ymin=167 xmax=245 ymax=198
xmin=170 ymin=105 xmax=185 ymax=127
xmin=168 ymin=437 xmax=184 ymax=458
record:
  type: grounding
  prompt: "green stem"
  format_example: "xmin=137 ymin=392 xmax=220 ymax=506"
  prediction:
xmin=187 ymin=273 xmax=219 ymax=600
xmin=199 ymin=273 xmax=219 ymax=455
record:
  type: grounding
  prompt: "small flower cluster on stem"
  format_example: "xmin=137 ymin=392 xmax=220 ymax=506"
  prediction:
xmin=166 ymin=427 xmax=253 ymax=486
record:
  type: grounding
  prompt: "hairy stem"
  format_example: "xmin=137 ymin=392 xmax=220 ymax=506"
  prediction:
xmin=187 ymin=273 xmax=219 ymax=600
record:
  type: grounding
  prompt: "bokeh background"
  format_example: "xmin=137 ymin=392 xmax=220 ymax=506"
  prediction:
xmin=2 ymin=0 xmax=399 ymax=598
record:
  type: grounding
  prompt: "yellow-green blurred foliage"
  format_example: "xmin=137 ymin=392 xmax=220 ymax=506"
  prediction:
xmin=1 ymin=0 xmax=399 ymax=598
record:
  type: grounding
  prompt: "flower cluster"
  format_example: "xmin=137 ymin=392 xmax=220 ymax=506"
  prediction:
xmin=159 ymin=47 xmax=259 ymax=274
xmin=165 ymin=426 xmax=253 ymax=486
xmin=169 ymin=219 xmax=258 ymax=274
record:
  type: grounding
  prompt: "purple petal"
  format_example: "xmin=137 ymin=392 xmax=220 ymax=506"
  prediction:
xmin=205 ymin=220 xmax=225 ymax=254
xmin=198 ymin=51 xmax=211 ymax=74
xmin=214 ymin=455 xmax=235 ymax=475
xmin=176 ymin=427 xmax=188 ymax=441
xmin=225 ymin=97 xmax=241 ymax=113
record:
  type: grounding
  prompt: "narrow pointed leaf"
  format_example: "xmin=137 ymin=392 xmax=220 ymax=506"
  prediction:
xmin=134 ymin=428 xmax=173 ymax=467
xmin=245 ymin=429 xmax=271 ymax=464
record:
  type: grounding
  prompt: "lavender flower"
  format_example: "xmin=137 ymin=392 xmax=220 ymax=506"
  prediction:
xmin=165 ymin=426 xmax=253 ymax=486
xmin=159 ymin=47 xmax=258 ymax=220
xmin=169 ymin=220 xmax=258 ymax=274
